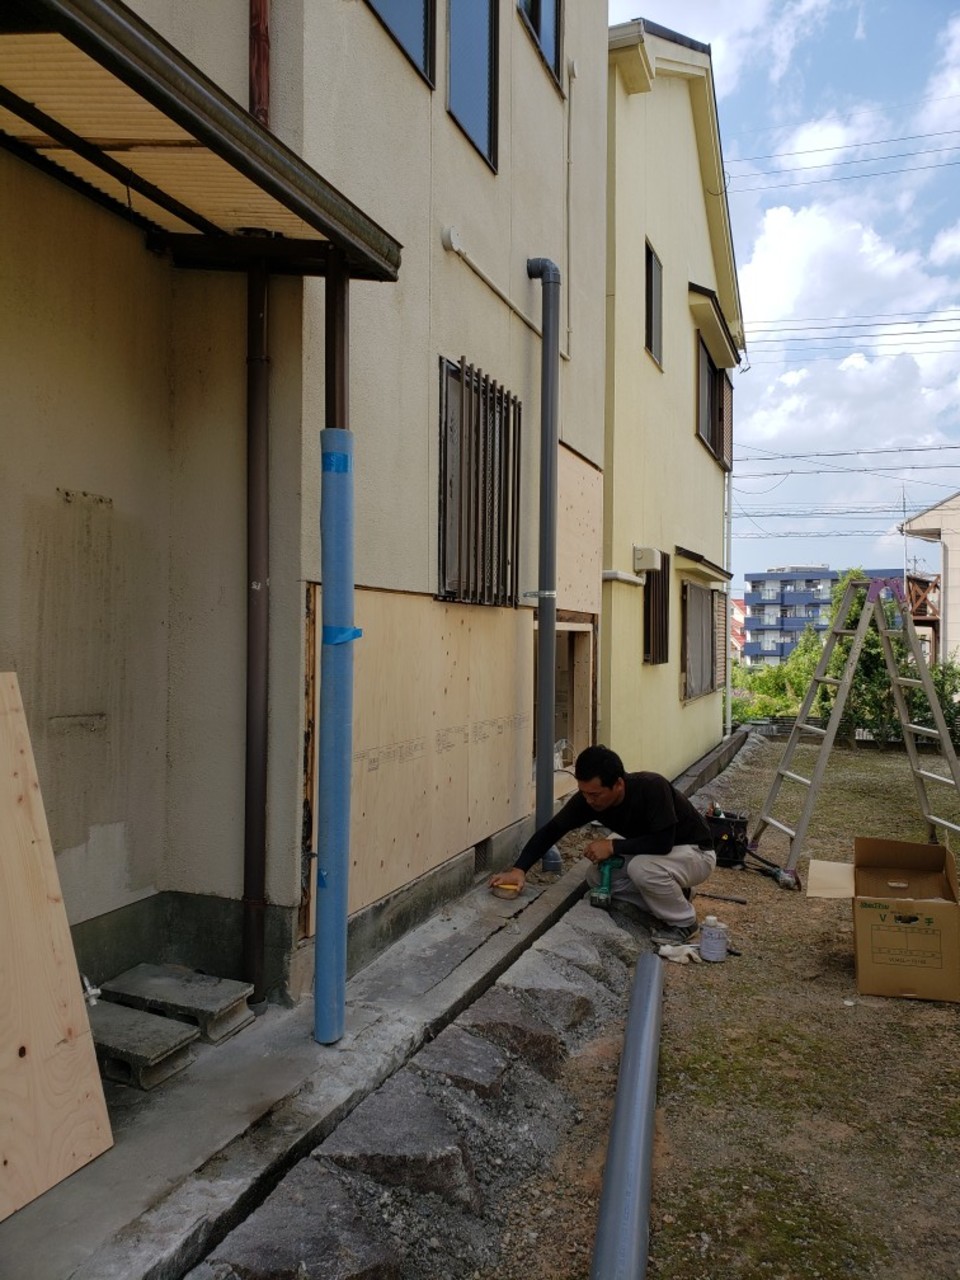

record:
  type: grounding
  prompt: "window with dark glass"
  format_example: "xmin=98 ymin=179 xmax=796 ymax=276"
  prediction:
xmin=365 ymin=0 xmax=433 ymax=78
xmin=697 ymin=339 xmax=733 ymax=468
xmin=439 ymin=357 xmax=521 ymax=605
xmin=645 ymin=243 xmax=663 ymax=364
xmin=682 ymin=582 xmax=717 ymax=700
xmin=643 ymin=550 xmax=670 ymax=664
xmin=448 ymin=0 xmax=498 ymax=164
xmin=518 ymin=0 xmax=561 ymax=77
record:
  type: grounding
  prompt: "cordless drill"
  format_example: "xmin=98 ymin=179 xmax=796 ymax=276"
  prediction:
xmin=588 ymin=855 xmax=624 ymax=909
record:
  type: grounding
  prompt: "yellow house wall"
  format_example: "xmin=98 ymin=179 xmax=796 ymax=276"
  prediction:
xmin=602 ymin=53 xmax=728 ymax=781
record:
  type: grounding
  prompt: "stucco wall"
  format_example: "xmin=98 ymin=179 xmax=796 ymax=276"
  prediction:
xmin=0 ymin=153 xmax=171 ymax=926
xmin=296 ymin=1 xmax=608 ymax=605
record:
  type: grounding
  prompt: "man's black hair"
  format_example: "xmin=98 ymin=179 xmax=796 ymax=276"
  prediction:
xmin=574 ymin=745 xmax=626 ymax=788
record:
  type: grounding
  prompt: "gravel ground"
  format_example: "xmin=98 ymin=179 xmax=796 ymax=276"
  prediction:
xmin=476 ymin=734 xmax=960 ymax=1280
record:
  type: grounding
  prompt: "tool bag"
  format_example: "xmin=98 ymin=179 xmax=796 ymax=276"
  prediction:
xmin=705 ymin=810 xmax=749 ymax=867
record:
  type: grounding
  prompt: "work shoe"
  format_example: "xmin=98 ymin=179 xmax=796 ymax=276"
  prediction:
xmin=650 ymin=920 xmax=699 ymax=947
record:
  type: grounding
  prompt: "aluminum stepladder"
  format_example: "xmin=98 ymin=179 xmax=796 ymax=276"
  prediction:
xmin=750 ymin=576 xmax=960 ymax=886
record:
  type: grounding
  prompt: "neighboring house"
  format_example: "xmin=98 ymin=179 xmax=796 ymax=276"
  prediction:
xmin=903 ymin=494 xmax=960 ymax=659
xmin=603 ymin=20 xmax=744 ymax=779
xmin=730 ymin=598 xmax=746 ymax=658
xmin=0 ymin=1 xmax=608 ymax=1003
xmin=742 ymin=566 xmax=903 ymax=666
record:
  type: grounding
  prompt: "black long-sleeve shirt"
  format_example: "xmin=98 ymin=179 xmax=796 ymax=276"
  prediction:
xmin=514 ymin=771 xmax=713 ymax=872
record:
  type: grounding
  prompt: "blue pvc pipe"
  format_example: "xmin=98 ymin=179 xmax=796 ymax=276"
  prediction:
xmin=314 ymin=429 xmax=361 ymax=1044
xmin=590 ymin=953 xmax=665 ymax=1279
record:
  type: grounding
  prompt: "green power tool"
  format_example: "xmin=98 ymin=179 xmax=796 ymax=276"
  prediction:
xmin=588 ymin=855 xmax=624 ymax=909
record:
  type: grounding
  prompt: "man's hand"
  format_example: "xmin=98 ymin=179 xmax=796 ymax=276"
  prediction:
xmin=489 ymin=867 xmax=526 ymax=890
xmin=584 ymin=838 xmax=616 ymax=864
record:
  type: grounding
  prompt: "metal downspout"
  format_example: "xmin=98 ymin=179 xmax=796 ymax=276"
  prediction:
xmin=314 ymin=254 xmax=356 ymax=1045
xmin=590 ymin=953 xmax=665 ymax=1279
xmin=527 ymin=258 xmax=561 ymax=837
xmin=242 ymin=0 xmax=270 ymax=1001
xmin=725 ymin=469 xmax=733 ymax=737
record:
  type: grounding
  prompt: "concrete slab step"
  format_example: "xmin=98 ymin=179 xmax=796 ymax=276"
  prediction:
xmin=88 ymin=1000 xmax=199 ymax=1091
xmin=100 ymin=963 xmax=255 ymax=1044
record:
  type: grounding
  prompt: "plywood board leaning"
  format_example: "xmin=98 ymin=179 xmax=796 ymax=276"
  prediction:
xmin=0 ymin=672 xmax=112 ymax=1222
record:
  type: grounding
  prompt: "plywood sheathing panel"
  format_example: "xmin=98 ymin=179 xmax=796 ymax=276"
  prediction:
xmin=347 ymin=596 xmax=533 ymax=915
xmin=0 ymin=673 xmax=112 ymax=1223
xmin=557 ymin=446 xmax=603 ymax=615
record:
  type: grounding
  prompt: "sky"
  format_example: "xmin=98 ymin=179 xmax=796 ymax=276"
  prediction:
xmin=608 ymin=1 xmax=960 ymax=594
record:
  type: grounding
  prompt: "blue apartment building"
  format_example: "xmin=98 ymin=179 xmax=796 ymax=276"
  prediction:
xmin=742 ymin=566 xmax=902 ymax=665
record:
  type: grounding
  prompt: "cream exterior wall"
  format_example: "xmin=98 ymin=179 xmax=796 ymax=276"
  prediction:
xmin=3 ymin=4 xmax=607 ymax=954
xmin=0 ymin=154 xmax=171 ymax=925
xmin=602 ymin=32 xmax=736 ymax=781
xmin=903 ymin=494 xmax=960 ymax=661
xmin=1 ymin=147 xmax=306 ymax=919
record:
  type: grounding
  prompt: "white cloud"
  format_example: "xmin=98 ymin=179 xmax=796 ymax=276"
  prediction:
xmin=911 ymin=13 xmax=960 ymax=135
xmin=930 ymin=222 xmax=960 ymax=265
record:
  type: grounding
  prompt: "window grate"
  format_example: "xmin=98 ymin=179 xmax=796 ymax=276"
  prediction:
xmin=439 ymin=357 xmax=522 ymax=606
xmin=643 ymin=550 xmax=670 ymax=664
xmin=682 ymin=580 xmax=717 ymax=700
xmin=697 ymin=338 xmax=734 ymax=469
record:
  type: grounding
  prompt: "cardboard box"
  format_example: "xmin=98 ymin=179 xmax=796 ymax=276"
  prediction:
xmin=807 ymin=837 xmax=960 ymax=1002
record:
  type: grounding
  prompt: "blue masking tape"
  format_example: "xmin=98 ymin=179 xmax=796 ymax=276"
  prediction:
xmin=322 ymin=451 xmax=351 ymax=473
xmin=322 ymin=626 xmax=362 ymax=645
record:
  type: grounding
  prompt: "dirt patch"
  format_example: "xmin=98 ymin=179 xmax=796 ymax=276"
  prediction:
xmin=480 ymin=735 xmax=960 ymax=1280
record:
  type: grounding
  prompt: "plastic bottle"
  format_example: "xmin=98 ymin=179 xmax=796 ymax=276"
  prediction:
xmin=699 ymin=915 xmax=728 ymax=962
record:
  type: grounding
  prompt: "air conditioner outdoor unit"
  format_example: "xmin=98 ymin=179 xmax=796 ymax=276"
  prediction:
xmin=633 ymin=546 xmax=661 ymax=574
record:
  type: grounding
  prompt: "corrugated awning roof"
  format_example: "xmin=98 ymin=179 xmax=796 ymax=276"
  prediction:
xmin=0 ymin=0 xmax=402 ymax=280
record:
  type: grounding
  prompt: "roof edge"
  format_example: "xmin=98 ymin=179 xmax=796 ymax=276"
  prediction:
xmin=24 ymin=0 xmax=401 ymax=279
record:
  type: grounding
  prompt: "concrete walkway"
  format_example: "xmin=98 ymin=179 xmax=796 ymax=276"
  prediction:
xmin=2 ymin=732 xmax=745 ymax=1280
xmin=0 ymin=866 xmax=589 ymax=1280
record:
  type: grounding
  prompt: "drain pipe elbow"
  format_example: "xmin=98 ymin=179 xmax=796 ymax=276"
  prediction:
xmin=527 ymin=257 xmax=561 ymax=286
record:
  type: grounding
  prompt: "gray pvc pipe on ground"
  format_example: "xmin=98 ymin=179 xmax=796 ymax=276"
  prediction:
xmin=590 ymin=952 xmax=665 ymax=1279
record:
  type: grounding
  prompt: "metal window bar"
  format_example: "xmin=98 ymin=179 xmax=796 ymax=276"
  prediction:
xmin=721 ymin=371 xmax=734 ymax=470
xmin=439 ymin=357 xmax=522 ymax=606
xmin=643 ymin=550 xmax=670 ymax=664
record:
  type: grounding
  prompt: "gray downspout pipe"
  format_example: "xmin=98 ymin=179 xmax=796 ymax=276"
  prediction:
xmin=242 ymin=0 xmax=270 ymax=1002
xmin=242 ymin=256 xmax=269 ymax=1003
xmin=590 ymin=952 xmax=665 ymax=1279
xmin=527 ymin=258 xmax=562 ymax=853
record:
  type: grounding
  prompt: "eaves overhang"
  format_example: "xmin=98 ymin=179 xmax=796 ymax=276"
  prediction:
xmin=675 ymin=546 xmax=732 ymax=582
xmin=0 ymin=0 xmax=402 ymax=281
xmin=689 ymin=283 xmax=740 ymax=367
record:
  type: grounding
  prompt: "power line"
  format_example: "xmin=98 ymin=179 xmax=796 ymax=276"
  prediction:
xmin=746 ymin=349 xmax=960 ymax=364
xmin=735 ymin=444 xmax=960 ymax=459
xmin=733 ymin=511 xmax=917 ymax=520
xmin=736 ymin=463 xmax=960 ymax=477
xmin=745 ymin=311 xmax=960 ymax=334
xmin=728 ymin=127 xmax=960 ymax=164
xmin=727 ymin=91 xmax=960 ymax=140
xmin=747 ymin=327 xmax=960 ymax=344
xmin=746 ymin=306 xmax=960 ymax=324
xmin=735 ymin=530 xmax=906 ymax=538
xmin=728 ymin=156 xmax=960 ymax=192
xmin=746 ymin=323 xmax=960 ymax=340
xmin=734 ymin=141 xmax=960 ymax=179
